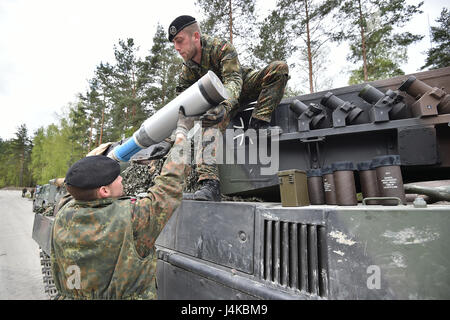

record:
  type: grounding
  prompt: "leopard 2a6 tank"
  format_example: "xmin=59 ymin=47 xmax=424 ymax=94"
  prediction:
xmin=155 ymin=67 xmax=450 ymax=300
xmin=32 ymin=67 xmax=450 ymax=300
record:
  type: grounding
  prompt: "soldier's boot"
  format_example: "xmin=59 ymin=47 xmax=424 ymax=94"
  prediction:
xmin=193 ymin=179 xmax=221 ymax=202
xmin=249 ymin=118 xmax=283 ymax=136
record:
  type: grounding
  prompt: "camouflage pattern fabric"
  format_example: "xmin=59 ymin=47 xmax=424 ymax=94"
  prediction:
xmin=51 ymin=137 xmax=188 ymax=299
xmin=177 ymin=34 xmax=243 ymax=111
xmin=176 ymin=34 xmax=289 ymax=182
xmin=240 ymin=61 xmax=289 ymax=122
xmin=194 ymin=126 xmax=222 ymax=182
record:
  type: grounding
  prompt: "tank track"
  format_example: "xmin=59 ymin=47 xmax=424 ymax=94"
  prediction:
xmin=39 ymin=247 xmax=58 ymax=299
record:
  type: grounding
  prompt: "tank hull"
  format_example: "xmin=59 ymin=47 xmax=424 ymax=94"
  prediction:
xmin=156 ymin=201 xmax=450 ymax=300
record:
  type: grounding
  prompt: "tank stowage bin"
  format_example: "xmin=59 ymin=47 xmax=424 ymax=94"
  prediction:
xmin=371 ymin=155 xmax=406 ymax=205
xmin=332 ymin=161 xmax=357 ymax=206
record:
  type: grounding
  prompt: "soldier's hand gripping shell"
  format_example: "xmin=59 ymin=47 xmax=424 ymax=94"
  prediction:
xmin=86 ymin=142 xmax=113 ymax=156
xmin=200 ymin=102 xmax=227 ymax=127
xmin=147 ymin=140 xmax=172 ymax=160
xmin=175 ymin=106 xmax=199 ymax=137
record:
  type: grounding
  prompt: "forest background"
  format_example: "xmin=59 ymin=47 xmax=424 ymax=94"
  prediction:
xmin=0 ymin=0 xmax=448 ymax=187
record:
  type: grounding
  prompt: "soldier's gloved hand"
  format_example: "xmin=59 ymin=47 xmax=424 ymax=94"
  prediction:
xmin=175 ymin=106 xmax=199 ymax=137
xmin=148 ymin=140 xmax=172 ymax=160
xmin=104 ymin=139 xmax=125 ymax=157
xmin=200 ymin=101 xmax=231 ymax=127
xmin=86 ymin=142 xmax=113 ymax=157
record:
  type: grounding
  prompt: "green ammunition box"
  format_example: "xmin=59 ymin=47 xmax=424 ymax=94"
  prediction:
xmin=277 ymin=169 xmax=310 ymax=207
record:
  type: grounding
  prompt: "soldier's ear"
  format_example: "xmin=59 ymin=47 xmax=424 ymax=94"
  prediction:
xmin=193 ymin=31 xmax=201 ymax=42
xmin=97 ymin=186 xmax=111 ymax=199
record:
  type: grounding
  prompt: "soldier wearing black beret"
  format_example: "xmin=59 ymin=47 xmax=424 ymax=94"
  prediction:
xmin=168 ymin=15 xmax=197 ymax=42
xmin=162 ymin=15 xmax=289 ymax=201
xmin=50 ymin=109 xmax=197 ymax=299
xmin=64 ymin=155 xmax=122 ymax=200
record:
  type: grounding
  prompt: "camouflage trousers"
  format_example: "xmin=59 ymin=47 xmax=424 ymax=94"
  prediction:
xmin=196 ymin=61 xmax=289 ymax=182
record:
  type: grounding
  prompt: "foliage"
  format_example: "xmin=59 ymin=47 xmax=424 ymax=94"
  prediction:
xmin=195 ymin=0 xmax=258 ymax=65
xmin=0 ymin=124 xmax=33 ymax=187
xmin=327 ymin=0 xmax=423 ymax=84
xmin=145 ymin=23 xmax=183 ymax=112
xmin=21 ymin=30 xmax=183 ymax=187
xmin=253 ymin=9 xmax=292 ymax=65
xmin=0 ymin=139 xmax=14 ymax=187
xmin=3 ymin=2 xmax=446 ymax=187
xmin=109 ymin=38 xmax=152 ymax=139
xmin=252 ymin=0 xmax=334 ymax=93
xmin=30 ymin=110 xmax=85 ymax=185
xmin=195 ymin=0 xmax=256 ymax=41
xmin=421 ymin=8 xmax=450 ymax=70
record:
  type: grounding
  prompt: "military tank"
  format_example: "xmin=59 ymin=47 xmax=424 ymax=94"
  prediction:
xmin=32 ymin=66 xmax=450 ymax=299
xmin=32 ymin=178 xmax=67 ymax=299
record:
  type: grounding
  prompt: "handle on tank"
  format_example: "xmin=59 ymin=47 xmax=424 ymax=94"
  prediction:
xmin=362 ymin=197 xmax=402 ymax=206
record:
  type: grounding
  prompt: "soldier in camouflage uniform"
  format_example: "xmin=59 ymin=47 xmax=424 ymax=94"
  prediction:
xmin=50 ymin=109 xmax=196 ymax=299
xmin=162 ymin=15 xmax=289 ymax=201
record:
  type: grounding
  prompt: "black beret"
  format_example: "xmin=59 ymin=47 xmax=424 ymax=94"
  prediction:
xmin=65 ymin=155 xmax=120 ymax=189
xmin=168 ymin=15 xmax=196 ymax=42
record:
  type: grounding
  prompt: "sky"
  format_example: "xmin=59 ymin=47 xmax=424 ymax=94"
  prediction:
xmin=0 ymin=0 xmax=447 ymax=140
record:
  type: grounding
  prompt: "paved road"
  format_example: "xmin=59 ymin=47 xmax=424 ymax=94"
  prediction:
xmin=0 ymin=190 xmax=48 ymax=300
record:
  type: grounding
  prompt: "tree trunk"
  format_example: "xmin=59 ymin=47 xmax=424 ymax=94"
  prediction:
xmin=305 ymin=0 xmax=314 ymax=93
xmin=99 ymin=104 xmax=105 ymax=146
xmin=229 ymin=0 xmax=233 ymax=44
xmin=161 ymin=62 xmax=167 ymax=106
xmin=88 ymin=116 xmax=93 ymax=151
xmin=131 ymin=68 xmax=137 ymax=119
xmin=19 ymin=149 xmax=24 ymax=186
xmin=357 ymin=0 xmax=368 ymax=81
xmin=124 ymin=108 xmax=129 ymax=138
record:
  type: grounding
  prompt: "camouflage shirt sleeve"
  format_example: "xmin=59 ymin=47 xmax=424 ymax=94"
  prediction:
xmin=130 ymin=134 xmax=188 ymax=258
xmin=215 ymin=40 xmax=243 ymax=111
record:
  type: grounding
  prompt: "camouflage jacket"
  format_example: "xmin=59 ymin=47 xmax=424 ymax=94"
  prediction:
xmin=176 ymin=34 xmax=251 ymax=113
xmin=50 ymin=137 xmax=188 ymax=299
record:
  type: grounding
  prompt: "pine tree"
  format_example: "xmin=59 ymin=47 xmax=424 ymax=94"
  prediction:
xmin=89 ymin=63 xmax=114 ymax=145
xmin=38 ymin=123 xmax=74 ymax=183
xmin=196 ymin=0 xmax=256 ymax=42
xmin=67 ymin=101 xmax=91 ymax=162
xmin=254 ymin=0 xmax=334 ymax=93
xmin=0 ymin=138 xmax=15 ymax=187
xmin=0 ymin=138 xmax=6 ymax=187
xmin=327 ymin=0 xmax=423 ymax=84
xmin=195 ymin=0 xmax=257 ymax=64
xmin=110 ymin=38 xmax=151 ymax=140
xmin=79 ymin=80 xmax=101 ymax=150
xmin=11 ymin=124 xmax=32 ymax=186
xmin=30 ymin=128 xmax=46 ymax=185
xmin=253 ymin=9 xmax=292 ymax=64
xmin=421 ymin=7 xmax=450 ymax=70
xmin=79 ymin=62 xmax=114 ymax=148
xmin=145 ymin=23 xmax=182 ymax=112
